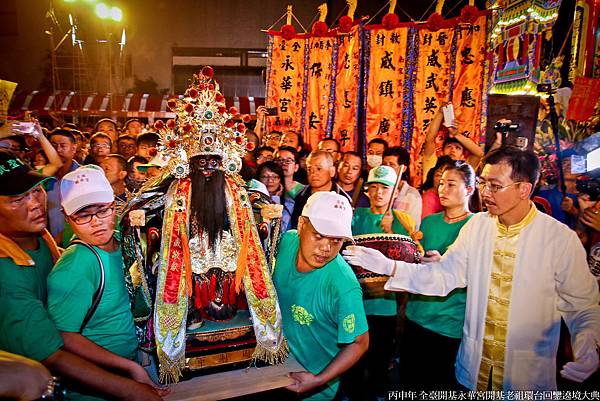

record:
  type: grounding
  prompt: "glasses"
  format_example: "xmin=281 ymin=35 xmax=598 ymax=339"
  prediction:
xmin=92 ymin=143 xmax=111 ymax=149
xmin=70 ymin=204 xmax=114 ymax=225
xmin=259 ymin=174 xmax=280 ymax=181
xmin=275 ymin=158 xmax=295 ymax=165
xmin=477 ymin=180 xmax=523 ymax=194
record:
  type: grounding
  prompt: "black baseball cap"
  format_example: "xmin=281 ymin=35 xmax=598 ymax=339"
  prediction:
xmin=0 ymin=150 xmax=55 ymax=196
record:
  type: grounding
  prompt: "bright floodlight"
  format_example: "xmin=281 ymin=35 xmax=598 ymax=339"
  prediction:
xmin=95 ymin=3 xmax=110 ymax=19
xmin=111 ymin=6 xmax=123 ymax=22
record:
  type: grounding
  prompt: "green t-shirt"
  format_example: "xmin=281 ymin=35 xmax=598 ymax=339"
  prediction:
xmin=0 ymin=239 xmax=64 ymax=361
xmin=406 ymin=212 xmax=472 ymax=339
xmin=47 ymin=243 xmax=137 ymax=360
xmin=273 ymin=231 xmax=368 ymax=401
xmin=352 ymin=207 xmax=409 ymax=316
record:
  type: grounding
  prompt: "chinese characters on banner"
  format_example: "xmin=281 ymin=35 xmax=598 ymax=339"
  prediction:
xmin=266 ymin=35 xmax=307 ymax=134
xmin=452 ymin=15 xmax=487 ymax=145
xmin=410 ymin=27 xmax=454 ymax=186
xmin=303 ymin=36 xmax=336 ymax=150
xmin=332 ymin=24 xmax=362 ymax=152
xmin=566 ymin=76 xmax=600 ymax=121
xmin=365 ymin=27 xmax=408 ymax=149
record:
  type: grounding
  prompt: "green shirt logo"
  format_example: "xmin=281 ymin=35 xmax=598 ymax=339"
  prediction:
xmin=291 ymin=304 xmax=314 ymax=326
xmin=342 ymin=314 xmax=355 ymax=333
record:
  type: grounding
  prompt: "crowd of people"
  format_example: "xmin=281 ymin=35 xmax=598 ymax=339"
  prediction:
xmin=0 ymin=99 xmax=599 ymax=401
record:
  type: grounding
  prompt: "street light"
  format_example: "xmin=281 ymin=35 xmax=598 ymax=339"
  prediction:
xmin=111 ymin=6 xmax=122 ymax=22
xmin=95 ymin=2 xmax=122 ymax=22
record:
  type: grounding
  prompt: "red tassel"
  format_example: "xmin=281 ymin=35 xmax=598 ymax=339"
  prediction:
xmin=222 ymin=277 xmax=229 ymax=305
xmin=209 ymin=274 xmax=216 ymax=301
xmin=194 ymin=278 xmax=202 ymax=309
xmin=229 ymin=277 xmax=236 ymax=306
xmin=200 ymin=280 xmax=208 ymax=307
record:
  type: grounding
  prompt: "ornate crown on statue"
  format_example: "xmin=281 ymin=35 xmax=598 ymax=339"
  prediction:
xmin=153 ymin=66 xmax=251 ymax=179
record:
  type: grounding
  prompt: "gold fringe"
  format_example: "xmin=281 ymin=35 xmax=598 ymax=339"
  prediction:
xmin=157 ymin=350 xmax=185 ymax=384
xmin=251 ymin=339 xmax=290 ymax=366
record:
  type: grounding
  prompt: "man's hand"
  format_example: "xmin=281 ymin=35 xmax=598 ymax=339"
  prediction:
xmin=285 ymin=371 xmax=323 ymax=394
xmin=560 ymin=332 xmax=599 ymax=383
xmin=560 ymin=196 xmax=578 ymax=216
xmin=380 ymin=211 xmax=394 ymax=233
xmin=256 ymin=105 xmax=267 ymax=120
xmin=128 ymin=362 xmax=170 ymax=396
xmin=342 ymin=246 xmax=394 ymax=275
xmin=423 ymin=250 xmax=441 ymax=263
xmin=0 ymin=351 xmax=52 ymax=400
xmin=580 ymin=207 xmax=600 ymax=232
xmin=122 ymin=382 xmax=165 ymax=401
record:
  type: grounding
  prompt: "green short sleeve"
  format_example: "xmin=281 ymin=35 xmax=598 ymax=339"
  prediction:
xmin=336 ymin=286 xmax=368 ymax=344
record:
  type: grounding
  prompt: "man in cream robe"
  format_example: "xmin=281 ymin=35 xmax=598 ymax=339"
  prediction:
xmin=344 ymin=147 xmax=600 ymax=390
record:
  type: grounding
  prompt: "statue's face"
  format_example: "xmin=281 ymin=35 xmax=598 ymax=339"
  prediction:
xmin=192 ymin=155 xmax=222 ymax=176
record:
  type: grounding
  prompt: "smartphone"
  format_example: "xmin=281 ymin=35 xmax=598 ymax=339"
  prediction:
xmin=442 ymin=104 xmax=454 ymax=128
xmin=265 ymin=107 xmax=278 ymax=116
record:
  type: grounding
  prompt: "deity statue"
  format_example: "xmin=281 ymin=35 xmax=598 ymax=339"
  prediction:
xmin=121 ymin=67 xmax=287 ymax=384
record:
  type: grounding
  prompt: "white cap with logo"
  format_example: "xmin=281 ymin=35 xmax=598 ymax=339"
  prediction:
xmin=60 ymin=165 xmax=114 ymax=215
xmin=366 ymin=165 xmax=397 ymax=187
xmin=301 ymin=192 xmax=353 ymax=240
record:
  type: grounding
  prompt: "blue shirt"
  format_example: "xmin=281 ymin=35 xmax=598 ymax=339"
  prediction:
xmin=46 ymin=160 xmax=80 ymax=236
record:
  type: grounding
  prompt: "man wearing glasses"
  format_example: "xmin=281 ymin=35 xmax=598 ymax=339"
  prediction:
xmin=47 ymin=165 xmax=165 ymax=400
xmin=84 ymin=133 xmax=112 ymax=166
xmin=344 ymin=146 xmax=600 ymax=391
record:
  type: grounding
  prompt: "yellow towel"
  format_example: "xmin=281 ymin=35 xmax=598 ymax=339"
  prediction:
xmin=392 ymin=210 xmax=424 ymax=255
xmin=0 ymin=229 xmax=61 ymax=266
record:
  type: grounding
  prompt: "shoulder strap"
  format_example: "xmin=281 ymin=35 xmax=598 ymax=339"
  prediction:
xmin=69 ymin=240 xmax=106 ymax=333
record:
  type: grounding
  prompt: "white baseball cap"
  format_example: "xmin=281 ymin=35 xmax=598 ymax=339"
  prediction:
xmin=301 ymin=192 xmax=353 ymax=240
xmin=366 ymin=165 xmax=397 ymax=187
xmin=60 ymin=165 xmax=114 ymax=215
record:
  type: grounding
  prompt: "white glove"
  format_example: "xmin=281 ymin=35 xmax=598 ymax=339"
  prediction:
xmin=342 ymin=245 xmax=395 ymax=276
xmin=560 ymin=332 xmax=599 ymax=382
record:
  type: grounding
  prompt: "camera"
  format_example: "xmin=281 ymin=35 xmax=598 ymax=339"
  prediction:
xmin=494 ymin=120 xmax=520 ymax=132
xmin=576 ymin=176 xmax=600 ymax=201
xmin=536 ymin=83 xmax=554 ymax=94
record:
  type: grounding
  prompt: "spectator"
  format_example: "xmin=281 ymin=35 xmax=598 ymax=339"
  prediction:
xmin=47 ymin=129 xmax=81 ymax=238
xmin=383 ymin=146 xmax=422 ymax=228
xmin=117 ymin=135 xmax=138 ymax=160
xmin=264 ymin=131 xmax=282 ymax=150
xmin=273 ymin=192 xmax=368 ymax=399
xmin=274 ymin=146 xmax=305 ymax=199
xmin=279 ymin=131 xmax=303 ymax=153
xmin=8 ymin=121 xmax=63 ymax=177
xmin=366 ymin=138 xmax=388 ymax=169
xmin=337 ymin=151 xmax=369 ymax=208
xmin=257 ymin=161 xmax=294 ymax=233
xmin=291 ymin=151 xmax=351 ymax=229
xmin=126 ymin=155 xmax=149 ymax=193
xmin=0 ymin=128 xmax=27 ymax=160
xmin=84 ymin=133 xmax=112 ymax=166
xmin=94 ymin=118 xmax=119 ymax=153
xmin=99 ymin=154 xmax=128 ymax=202
xmin=344 ymin=147 xmax=600 ymax=391
xmin=422 ymin=104 xmax=483 ymax=184
xmin=256 ymin=145 xmax=275 ymax=165
xmin=124 ymin=118 xmax=144 ymax=137
xmin=318 ymin=138 xmax=342 ymax=165
xmin=421 ymin=155 xmax=454 ymax=219
xmin=136 ymin=132 xmax=159 ymax=160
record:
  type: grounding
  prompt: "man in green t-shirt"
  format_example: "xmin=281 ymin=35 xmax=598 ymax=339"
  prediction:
xmin=0 ymin=150 xmax=162 ymax=401
xmin=47 ymin=165 xmax=165 ymax=400
xmin=274 ymin=192 xmax=369 ymax=400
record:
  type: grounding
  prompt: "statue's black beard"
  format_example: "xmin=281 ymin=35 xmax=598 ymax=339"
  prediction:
xmin=189 ymin=164 xmax=226 ymax=249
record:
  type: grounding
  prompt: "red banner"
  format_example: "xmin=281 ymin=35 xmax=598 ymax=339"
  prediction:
xmin=332 ymin=25 xmax=361 ymax=152
xmin=410 ymin=27 xmax=454 ymax=186
xmin=303 ymin=36 xmax=336 ymax=150
xmin=567 ymin=76 xmax=600 ymax=121
xmin=365 ymin=27 xmax=408 ymax=148
xmin=266 ymin=35 xmax=307 ymax=134
xmin=452 ymin=16 xmax=488 ymax=145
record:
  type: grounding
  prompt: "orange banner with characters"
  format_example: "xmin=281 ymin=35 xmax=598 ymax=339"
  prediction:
xmin=410 ymin=27 xmax=454 ymax=186
xmin=365 ymin=27 xmax=408 ymax=149
xmin=332 ymin=24 xmax=361 ymax=152
xmin=451 ymin=15 xmax=487 ymax=146
xmin=303 ymin=36 xmax=336 ymax=151
xmin=266 ymin=35 xmax=307 ymax=134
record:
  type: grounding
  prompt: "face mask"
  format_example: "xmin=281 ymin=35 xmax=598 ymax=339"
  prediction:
xmin=367 ymin=155 xmax=382 ymax=168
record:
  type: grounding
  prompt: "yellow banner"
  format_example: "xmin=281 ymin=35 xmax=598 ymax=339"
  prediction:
xmin=303 ymin=36 xmax=336 ymax=151
xmin=365 ymin=27 xmax=408 ymax=148
xmin=410 ymin=28 xmax=454 ymax=186
xmin=266 ymin=36 xmax=307 ymax=134
xmin=452 ymin=15 xmax=487 ymax=146
xmin=0 ymin=80 xmax=18 ymax=123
